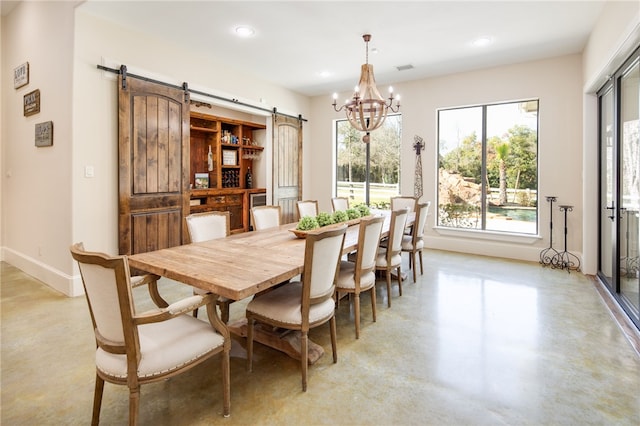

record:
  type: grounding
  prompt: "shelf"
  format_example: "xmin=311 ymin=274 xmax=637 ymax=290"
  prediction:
xmin=190 ymin=126 xmax=218 ymax=133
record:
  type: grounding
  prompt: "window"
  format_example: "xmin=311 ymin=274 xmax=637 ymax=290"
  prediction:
xmin=335 ymin=114 xmax=402 ymax=208
xmin=437 ymin=100 xmax=538 ymax=234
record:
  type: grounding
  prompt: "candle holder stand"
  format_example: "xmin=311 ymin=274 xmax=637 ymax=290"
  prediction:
xmin=539 ymin=196 xmax=559 ymax=267
xmin=550 ymin=205 xmax=580 ymax=272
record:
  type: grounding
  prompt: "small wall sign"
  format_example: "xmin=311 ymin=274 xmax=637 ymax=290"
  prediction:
xmin=14 ymin=62 xmax=29 ymax=89
xmin=35 ymin=121 xmax=53 ymax=147
xmin=24 ymin=89 xmax=40 ymax=116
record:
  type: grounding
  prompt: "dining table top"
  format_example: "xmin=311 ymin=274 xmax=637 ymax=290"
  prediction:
xmin=127 ymin=210 xmax=410 ymax=301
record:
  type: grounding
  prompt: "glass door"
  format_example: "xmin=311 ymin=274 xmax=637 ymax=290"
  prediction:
xmin=598 ymin=48 xmax=640 ymax=328
xmin=599 ymin=85 xmax=615 ymax=291
xmin=619 ymin=58 xmax=640 ymax=315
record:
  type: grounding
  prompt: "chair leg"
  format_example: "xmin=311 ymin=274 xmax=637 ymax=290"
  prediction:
xmin=385 ymin=270 xmax=392 ymax=307
xmin=128 ymin=386 xmax=140 ymax=426
xmin=221 ymin=346 xmax=231 ymax=417
xmin=370 ymin=287 xmax=377 ymax=323
xmin=396 ymin=266 xmax=403 ymax=296
xmin=246 ymin=317 xmax=255 ymax=372
xmin=329 ymin=316 xmax=337 ymax=363
xmin=301 ymin=331 xmax=308 ymax=392
xmin=354 ymin=293 xmax=361 ymax=339
xmin=91 ymin=374 xmax=104 ymax=426
xmin=192 ymin=307 xmax=199 ymax=318
xmin=412 ymin=251 xmax=418 ymax=283
xmin=418 ymin=249 xmax=424 ymax=276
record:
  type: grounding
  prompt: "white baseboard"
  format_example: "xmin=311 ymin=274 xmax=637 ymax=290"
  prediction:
xmin=0 ymin=247 xmax=83 ymax=297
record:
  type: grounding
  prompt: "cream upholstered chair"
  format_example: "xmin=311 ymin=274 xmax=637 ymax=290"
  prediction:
xmin=185 ymin=211 xmax=233 ymax=322
xmin=390 ymin=196 xmax=417 ymax=213
xmin=70 ymin=243 xmax=231 ymax=425
xmin=402 ymin=202 xmax=431 ymax=283
xmin=336 ymin=215 xmax=384 ymax=339
xmin=186 ymin=211 xmax=230 ymax=243
xmin=331 ymin=197 xmax=349 ymax=212
xmin=391 ymin=196 xmax=417 ymax=235
xmin=297 ymin=200 xmax=319 ymax=219
xmin=246 ymin=224 xmax=347 ymax=391
xmin=250 ymin=205 xmax=281 ymax=230
xmin=376 ymin=208 xmax=409 ymax=307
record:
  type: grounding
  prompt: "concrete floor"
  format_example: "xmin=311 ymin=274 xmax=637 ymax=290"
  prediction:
xmin=2 ymin=250 xmax=640 ymax=425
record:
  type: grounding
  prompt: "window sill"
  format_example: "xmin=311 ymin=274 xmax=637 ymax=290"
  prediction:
xmin=433 ymin=226 xmax=541 ymax=244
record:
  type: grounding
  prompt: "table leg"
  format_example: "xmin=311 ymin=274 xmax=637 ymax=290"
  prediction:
xmin=228 ymin=319 xmax=325 ymax=365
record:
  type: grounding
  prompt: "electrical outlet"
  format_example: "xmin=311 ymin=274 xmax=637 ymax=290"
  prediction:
xmin=85 ymin=166 xmax=95 ymax=178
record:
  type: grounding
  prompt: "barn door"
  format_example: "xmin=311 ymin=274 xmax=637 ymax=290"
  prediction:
xmin=272 ymin=114 xmax=302 ymax=224
xmin=118 ymin=74 xmax=190 ymax=255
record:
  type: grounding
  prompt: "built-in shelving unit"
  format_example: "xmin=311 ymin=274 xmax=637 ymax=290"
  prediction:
xmin=189 ymin=112 xmax=266 ymax=233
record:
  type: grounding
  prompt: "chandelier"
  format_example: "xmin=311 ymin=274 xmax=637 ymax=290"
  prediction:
xmin=332 ymin=34 xmax=400 ymax=143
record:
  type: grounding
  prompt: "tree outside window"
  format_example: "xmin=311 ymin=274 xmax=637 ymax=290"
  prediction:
xmin=438 ymin=101 xmax=538 ymax=234
xmin=336 ymin=115 xmax=402 ymax=208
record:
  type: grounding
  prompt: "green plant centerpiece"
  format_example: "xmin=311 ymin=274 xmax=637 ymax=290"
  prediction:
xmin=316 ymin=211 xmax=335 ymax=227
xmin=296 ymin=216 xmax=319 ymax=231
xmin=356 ymin=204 xmax=371 ymax=217
xmin=332 ymin=210 xmax=348 ymax=223
xmin=345 ymin=208 xmax=361 ymax=220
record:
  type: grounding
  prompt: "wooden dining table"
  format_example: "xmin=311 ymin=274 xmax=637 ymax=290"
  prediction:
xmin=128 ymin=210 xmax=411 ymax=363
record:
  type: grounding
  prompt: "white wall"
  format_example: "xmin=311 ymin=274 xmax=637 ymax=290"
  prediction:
xmin=581 ymin=0 xmax=640 ymax=275
xmin=311 ymin=54 xmax=584 ymax=263
xmin=1 ymin=1 xmax=76 ymax=293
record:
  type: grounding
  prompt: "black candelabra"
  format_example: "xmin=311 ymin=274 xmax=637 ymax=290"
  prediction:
xmin=550 ymin=205 xmax=581 ymax=272
xmin=539 ymin=196 xmax=559 ymax=266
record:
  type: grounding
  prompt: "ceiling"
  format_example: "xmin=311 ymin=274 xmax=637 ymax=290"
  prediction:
xmin=75 ymin=1 xmax=605 ymax=97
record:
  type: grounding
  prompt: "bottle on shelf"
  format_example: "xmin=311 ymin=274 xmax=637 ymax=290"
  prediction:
xmin=246 ymin=166 xmax=253 ymax=189
xmin=207 ymin=145 xmax=213 ymax=171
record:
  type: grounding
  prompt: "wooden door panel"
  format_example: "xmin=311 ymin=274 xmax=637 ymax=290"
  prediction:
xmin=119 ymin=75 xmax=190 ymax=255
xmin=272 ymin=115 xmax=302 ymax=224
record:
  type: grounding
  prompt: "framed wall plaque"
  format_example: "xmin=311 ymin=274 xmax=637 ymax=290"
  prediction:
xmin=24 ymin=89 xmax=40 ymax=116
xmin=35 ymin=121 xmax=53 ymax=147
xmin=14 ymin=62 xmax=29 ymax=89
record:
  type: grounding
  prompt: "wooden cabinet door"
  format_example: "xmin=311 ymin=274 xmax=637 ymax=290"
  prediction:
xmin=272 ymin=114 xmax=302 ymax=224
xmin=118 ymin=75 xmax=190 ymax=255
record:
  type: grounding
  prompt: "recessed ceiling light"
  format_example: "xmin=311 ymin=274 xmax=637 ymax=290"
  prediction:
xmin=235 ymin=26 xmax=255 ymax=38
xmin=318 ymin=71 xmax=332 ymax=78
xmin=472 ymin=36 xmax=493 ymax=47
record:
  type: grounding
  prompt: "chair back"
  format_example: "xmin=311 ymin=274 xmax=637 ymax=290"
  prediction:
xmin=357 ymin=215 xmax=385 ymax=275
xmin=303 ymin=225 xmax=347 ymax=306
xmin=251 ymin=205 xmax=282 ymax=230
xmin=412 ymin=202 xmax=431 ymax=245
xmin=331 ymin=197 xmax=349 ymax=212
xmin=388 ymin=208 xmax=409 ymax=257
xmin=391 ymin=196 xmax=417 ymax=213
xmin=70 ymin=243 xmax=136 ymax=355
xmin=186 ymin=211 xmax=230 ymax=243
xmin=297 ymin=200 xmax=319 ymax=219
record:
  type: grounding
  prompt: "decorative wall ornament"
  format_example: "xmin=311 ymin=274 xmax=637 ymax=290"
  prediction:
xmin=35 ymin=121 xmax=53 ymax=147
xmin=23 ymin=89 xmax=40 ymax=116
xmin=413 ymin=135 xmax=425 ymax=199
xmin=14 ymin=62 xmax=29 ymax=89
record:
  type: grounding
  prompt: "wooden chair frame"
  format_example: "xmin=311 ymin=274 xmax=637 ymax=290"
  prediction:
xmin=70 ymin=243 xmax=231 ymax=425
xmin=296 ymin=200 xmax=319 ymax=219
xmin=246 ymin=225 xmax=347 ymax=391
xmin=250 ymin=205 xmax=282 ymax=231
xmin=402 ymin=202 xmax=431 ymax=283
xmin=185 ymin=211 xmax=233 ymax=322
xmin=376 ymin=208 xmax=409 ymax=307
xmin=336 ymin=215 xmax=384 ymax=338
xmin=331 ymin=197 xmax=350 ymax=212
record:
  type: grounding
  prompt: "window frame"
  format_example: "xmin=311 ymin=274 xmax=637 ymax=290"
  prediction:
xmin=436 ymin=99 xmax=540 ymax=237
